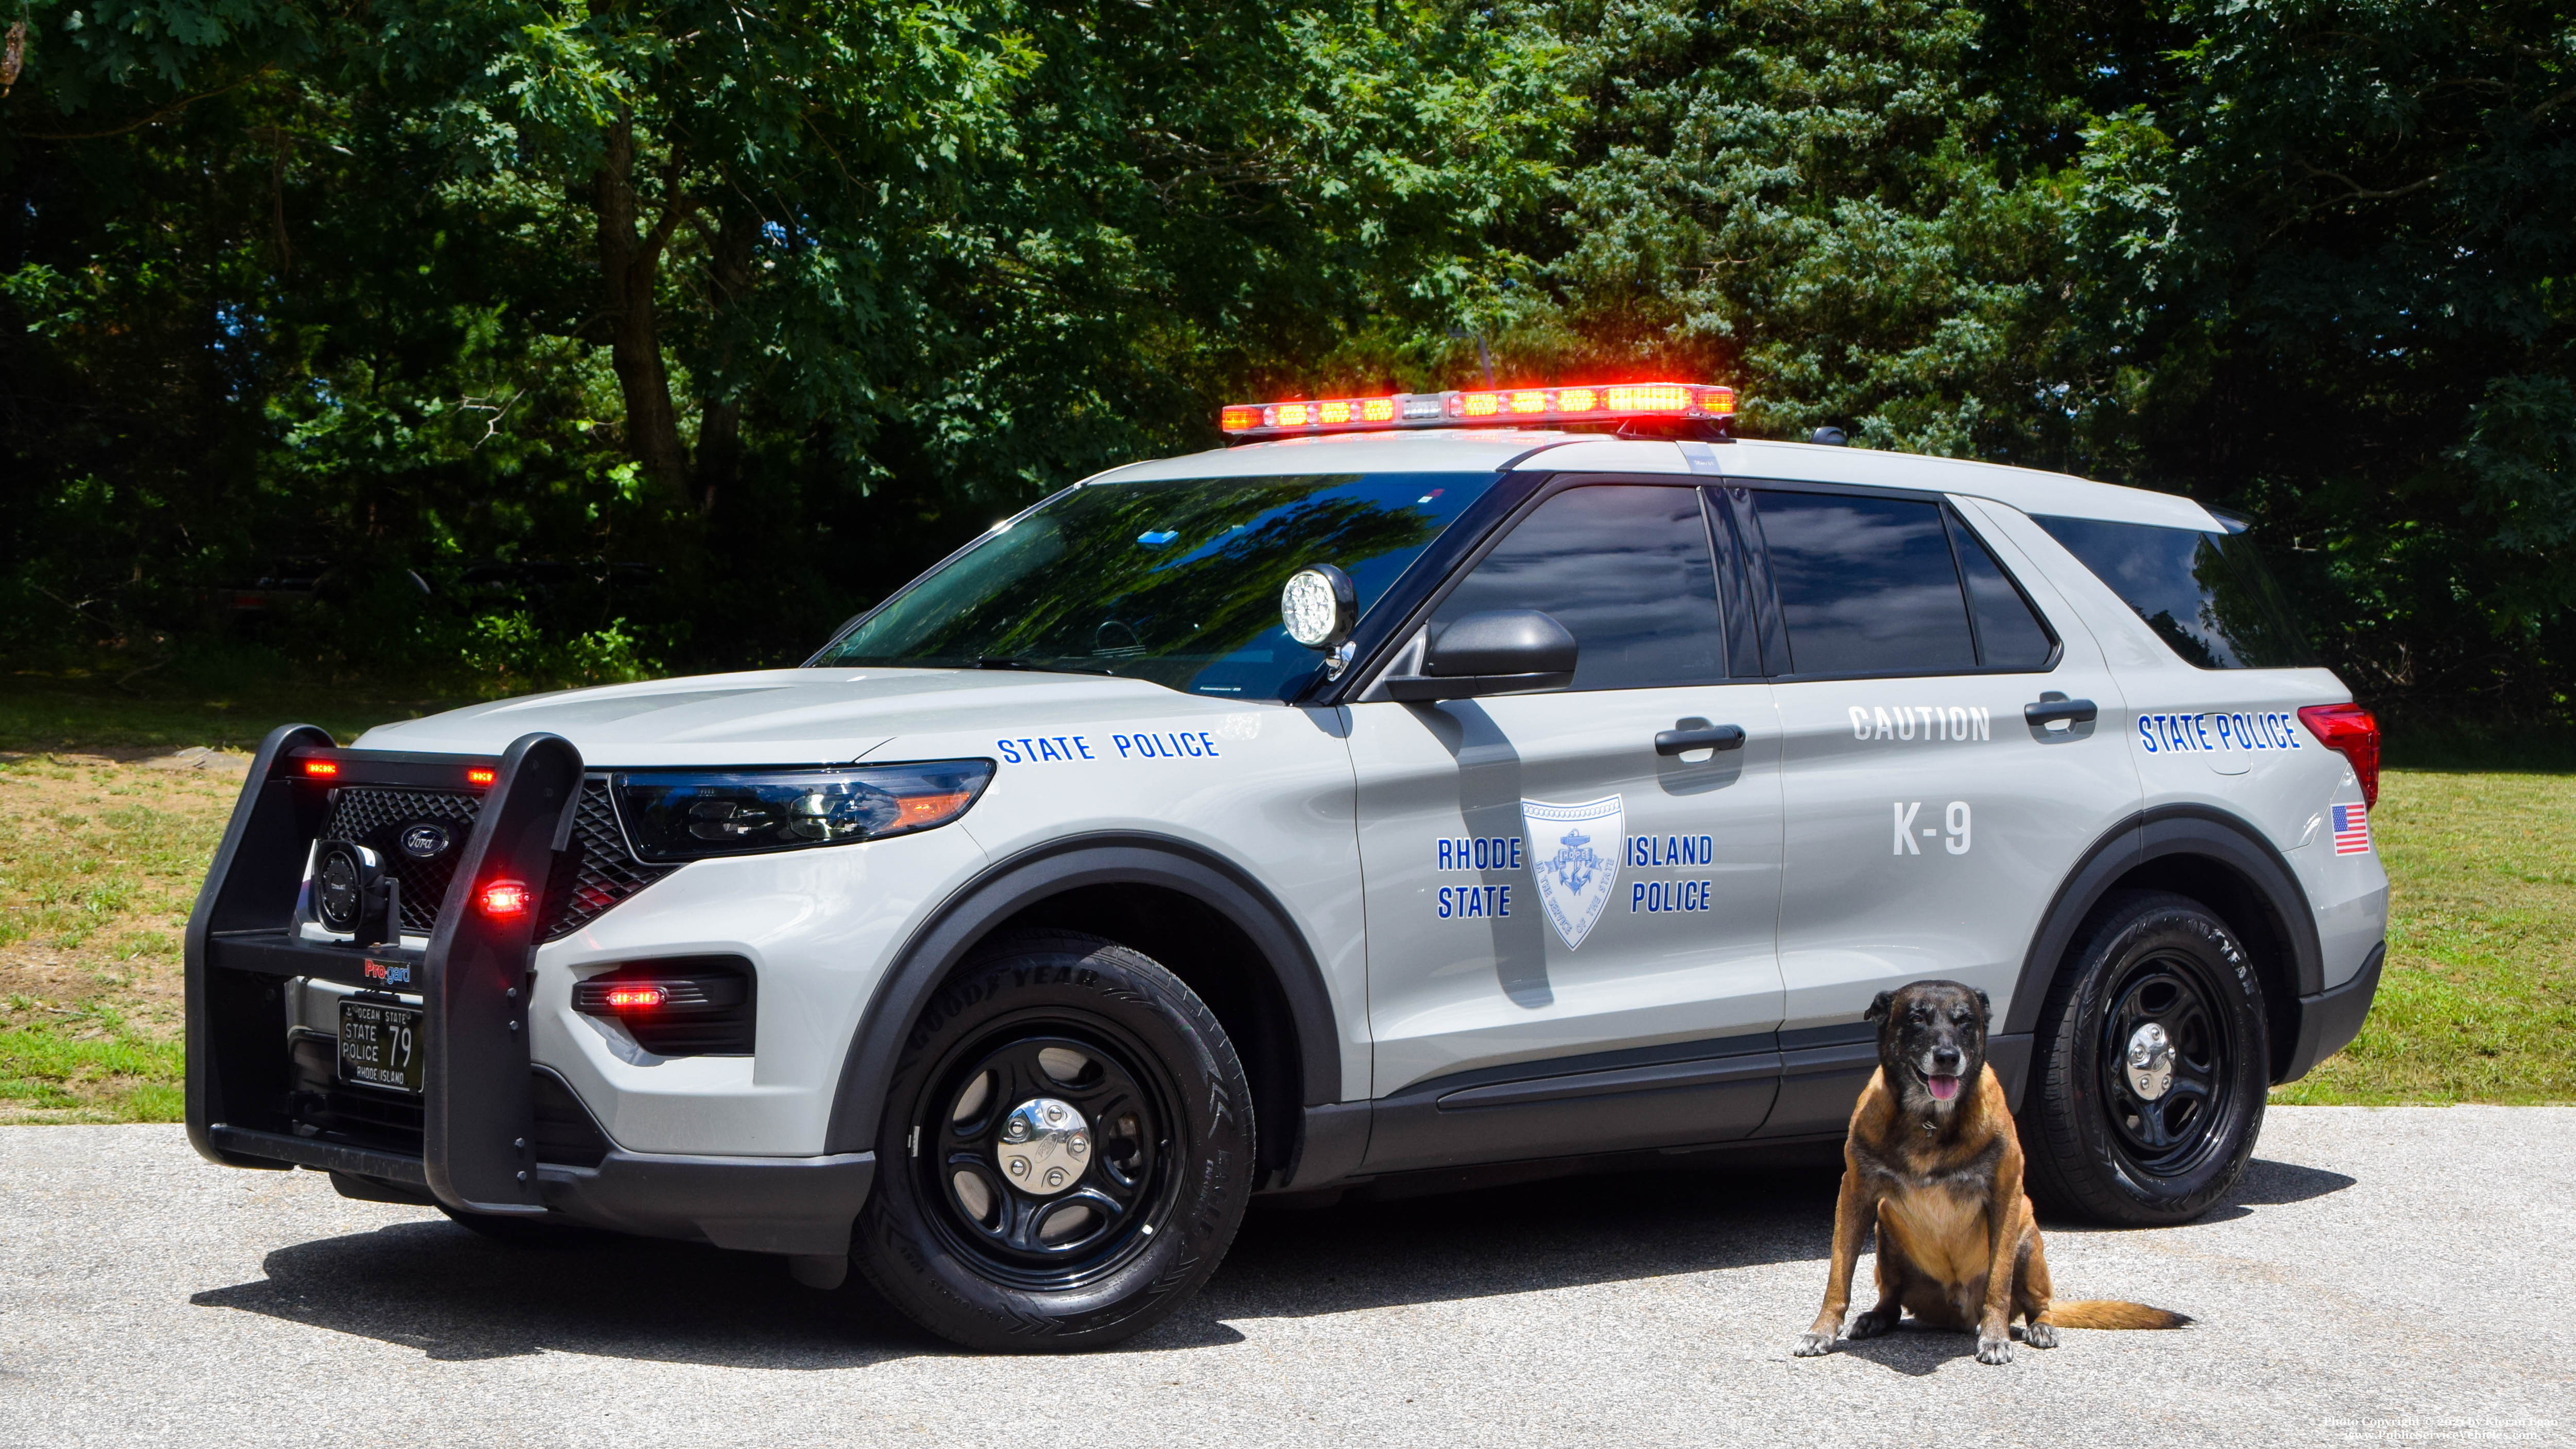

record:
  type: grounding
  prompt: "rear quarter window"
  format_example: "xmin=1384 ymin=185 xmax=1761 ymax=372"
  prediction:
xmin=2035 ymin=515 xmax=2316 ymax=669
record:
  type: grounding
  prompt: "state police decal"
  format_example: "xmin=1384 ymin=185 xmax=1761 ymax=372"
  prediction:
xmin=1521 ymin=796 xmax=1623 ymax=950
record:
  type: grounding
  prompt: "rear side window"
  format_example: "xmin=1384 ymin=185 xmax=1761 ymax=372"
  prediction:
xmin=1431 ymin=485 xmax=1727 ymax=691
xmin=2036 ymin=516 xmax=2316 ymax=669
xmin=1953 ymin=524 xmax=2057 ymax=670
xmin=1749 ymin=492 xmax=1977 ymax=676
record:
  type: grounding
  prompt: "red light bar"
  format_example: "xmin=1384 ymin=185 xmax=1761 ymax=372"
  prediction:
xmin=302 ymin=760 xmax=339 ymax=778
xmin=477 ymin=880 xmax=533 ymax=919
xmin=465 ymin=766 xmax=497 ymax=786
xmin=1220 ymin=383 xmax=1736 ymax=439
xmin=602 ymin=985 xmax=667 ymax=1010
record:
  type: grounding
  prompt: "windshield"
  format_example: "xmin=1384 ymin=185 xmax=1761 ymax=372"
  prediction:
xmin=810 ymin=472 xmax=1500 ymax=700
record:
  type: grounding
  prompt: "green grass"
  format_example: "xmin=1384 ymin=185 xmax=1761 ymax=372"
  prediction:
xmin=2273 ymin=769 xmax=2576 ymax=1105
xmin=0 ymin=674 xmax=455 ymax=753
xmin=1 ymin=684 xmax=2567 ymax=1118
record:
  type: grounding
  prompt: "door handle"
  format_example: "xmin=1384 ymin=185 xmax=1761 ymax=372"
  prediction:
xmin=1655 ymin=723 xmax=1746 ymax=756
xmin=2024 ymin=693 xmax=2099 ymax=730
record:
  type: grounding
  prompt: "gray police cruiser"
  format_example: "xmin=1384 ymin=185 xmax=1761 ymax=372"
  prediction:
xmin=185 ymin=382 xmax=2386 ymax=1350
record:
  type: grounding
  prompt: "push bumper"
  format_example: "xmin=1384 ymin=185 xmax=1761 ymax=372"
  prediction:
xmin=183 ymin=724 xmax=874 ymax=1256
xmin=2276 ymin=941 xmax=2385 ymax=1083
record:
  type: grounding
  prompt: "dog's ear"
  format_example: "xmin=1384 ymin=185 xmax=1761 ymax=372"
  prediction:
xmin=1974 ymin=988 xmax=1992 ymax=1026
xmin=1865 ymin=990 xmax=1895 ymax=1024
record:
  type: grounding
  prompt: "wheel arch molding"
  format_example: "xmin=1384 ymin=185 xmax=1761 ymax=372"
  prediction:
xmin=2007 ymin=805 xmax=2324 ymax=1084
xmin=822 ymin=833 xmax=1342 ymax=1184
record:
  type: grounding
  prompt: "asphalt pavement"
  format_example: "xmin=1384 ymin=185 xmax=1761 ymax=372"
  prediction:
xmin=2 ymin=1107 xmax=2568 ymax=1447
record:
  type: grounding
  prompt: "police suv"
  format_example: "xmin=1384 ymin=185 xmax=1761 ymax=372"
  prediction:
xmin=185 ymin=383 xmax=2386 ymax=1350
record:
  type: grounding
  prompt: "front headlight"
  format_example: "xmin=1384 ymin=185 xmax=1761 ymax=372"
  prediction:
xmin=610 ymin=760 xmax=995 ymax=863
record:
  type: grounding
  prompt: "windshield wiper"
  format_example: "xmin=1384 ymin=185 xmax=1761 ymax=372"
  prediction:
xmin=976 ymin=656 xmax=1117 ymax=676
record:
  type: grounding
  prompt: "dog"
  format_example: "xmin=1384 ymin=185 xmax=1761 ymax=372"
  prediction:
xmin=1793 ymin=979 xmax=2190 ymax=1364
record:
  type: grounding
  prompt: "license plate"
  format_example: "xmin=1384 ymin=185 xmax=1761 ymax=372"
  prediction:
xmin=338 ymin=999 xmax=423 ymax=1095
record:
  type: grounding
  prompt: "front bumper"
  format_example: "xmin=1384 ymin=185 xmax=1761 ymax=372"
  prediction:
xmin=183 ymin=725 xmax=874 ymax=1255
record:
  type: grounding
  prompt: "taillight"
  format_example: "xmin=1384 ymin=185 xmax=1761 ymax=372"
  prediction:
xmin=2297 ymin=703 xmax=2380 ymax=808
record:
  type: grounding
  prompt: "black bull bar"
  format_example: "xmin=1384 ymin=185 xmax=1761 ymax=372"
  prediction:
xmin=183 ymin=723 xmax=874 ymax=1251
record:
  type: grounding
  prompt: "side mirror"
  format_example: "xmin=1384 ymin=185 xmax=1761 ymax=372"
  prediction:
xmin=1384 ymin=610 xmax=1577 ymax=701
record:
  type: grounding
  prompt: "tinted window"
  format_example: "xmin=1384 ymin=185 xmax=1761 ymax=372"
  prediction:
xmin=1431 ymin=485 xmax=1726 ymax=691
xmin=1952 ymin=521 xmax=2057 ymax=669
xmin=1751 ymin=492 xmax=1976 ymax=676
xmin=2036 ymin=516 xmax=2317 ymax=669
xmin=810 ymin=472 xmax=1498 ymax=701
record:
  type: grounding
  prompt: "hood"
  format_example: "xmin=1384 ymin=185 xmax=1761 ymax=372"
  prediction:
xmin=350 ymin=667 xmax=1205 ymax=767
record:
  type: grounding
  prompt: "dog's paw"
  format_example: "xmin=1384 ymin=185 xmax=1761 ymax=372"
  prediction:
xmin=1976 ymin=1334 xmax=2015 ymax=1365
xmin=1845 ymin=1308 xmax=1899 ymax=1341
xmin=2022 ymin=1321 xmax=2059 ymax=1350
xmin=1792 ymin=1331 xmax=1836 ymax=1358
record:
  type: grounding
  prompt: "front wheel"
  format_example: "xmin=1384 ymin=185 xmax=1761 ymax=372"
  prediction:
xmin=852 ymin=932 xmax=1255 ymax=1351
xmin=2019 ymin=891 xmax=2269 ymax=1226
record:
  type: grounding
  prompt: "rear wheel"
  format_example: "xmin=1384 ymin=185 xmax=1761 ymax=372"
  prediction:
xmin=2020 ymin=890 xmax=2268 ymax=1226
xmin=852 ymin=932 xmax=1255 ymax=1351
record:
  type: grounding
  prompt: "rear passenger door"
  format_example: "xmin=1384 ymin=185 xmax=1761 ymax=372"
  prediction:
xmin=1726 ymin=484 xmax=2140 ymax=1131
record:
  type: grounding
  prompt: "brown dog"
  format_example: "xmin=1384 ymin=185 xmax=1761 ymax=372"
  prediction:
xmin=1794 ymin=980 xmax=2189 ymax=1363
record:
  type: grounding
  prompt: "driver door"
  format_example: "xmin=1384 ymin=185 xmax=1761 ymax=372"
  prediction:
xmin=1345 ymin=481 xmax=1787 ymax=1170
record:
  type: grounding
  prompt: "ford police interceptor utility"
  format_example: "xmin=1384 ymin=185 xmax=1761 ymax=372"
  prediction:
xmin=184 ymin=382 xmax=2387 ymax=1350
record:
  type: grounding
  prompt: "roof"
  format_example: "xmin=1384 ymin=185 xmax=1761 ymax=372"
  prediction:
xmin=1090 ymin=428 xmax=2222 ymax=531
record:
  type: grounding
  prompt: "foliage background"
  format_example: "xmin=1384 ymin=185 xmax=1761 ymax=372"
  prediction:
xmin=4 ymin=0 xmax=2573 ymax=736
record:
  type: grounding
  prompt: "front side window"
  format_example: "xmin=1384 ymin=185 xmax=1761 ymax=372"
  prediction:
xmin=1428 ymin=484 xmax=1727 ymax=691
xmin=2035 ymin=515 xmax=2316 ymax=669
xmin=1750 ymin=491 xmax=1978 ymax=676
xmin=810 ymin=473 xmax=1498 ymax=700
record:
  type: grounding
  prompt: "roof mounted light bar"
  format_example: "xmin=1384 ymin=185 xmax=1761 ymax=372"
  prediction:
xmin=1220 ymin=382 xmax=1737 ymax=440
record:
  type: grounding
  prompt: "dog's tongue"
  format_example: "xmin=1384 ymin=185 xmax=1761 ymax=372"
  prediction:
xmin=1928 ymin=1074 xmax=1962 ymax=1101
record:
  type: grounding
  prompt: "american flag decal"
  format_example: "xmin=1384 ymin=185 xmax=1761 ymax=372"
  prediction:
xmin=2331 ymin=804 xmax=2372 ymax=855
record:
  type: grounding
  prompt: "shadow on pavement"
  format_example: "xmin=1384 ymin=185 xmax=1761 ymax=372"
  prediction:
xmin=191 ymin=1163 xmax=1845 ymax=1364
xmin=189 ymin=1151 xmax=2339 ymax=1364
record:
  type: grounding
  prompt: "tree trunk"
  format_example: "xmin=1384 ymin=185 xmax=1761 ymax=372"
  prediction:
xmin=595 ymin=114 xmax=691 ymax=507
xmin=692 ymin=200 xmax=759 ymax=518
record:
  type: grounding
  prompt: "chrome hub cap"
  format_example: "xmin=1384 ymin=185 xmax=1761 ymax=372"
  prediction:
xmin=2124 ymin=1021 xmax=2176 ymax=1101
xmin=996 ymin=1097 xmax=1091 ymax=1195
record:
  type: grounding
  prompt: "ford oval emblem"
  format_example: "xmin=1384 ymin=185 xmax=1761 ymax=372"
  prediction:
xmin=399 ymin=823 xmax=451 ymax=860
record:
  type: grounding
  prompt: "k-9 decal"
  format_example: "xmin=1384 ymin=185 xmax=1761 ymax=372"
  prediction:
xmin=1894 ymin=801 xmax=1972 ymax=855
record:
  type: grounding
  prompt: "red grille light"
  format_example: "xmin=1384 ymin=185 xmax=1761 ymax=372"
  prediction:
xmin=2297 ymin=703 xmax=2381 ymax=808
xmin=477 ymin=879 xmax=534 ymax=919
xmin=465 ymin=766 xmax=497 ymax=786
xmin=302 ymin=759 xmax=339 ymax=778
xmin=601 ymin=984 xmax=667 ymax=1010
xmin=1220 ymin=382 xmax=1737 ymax=439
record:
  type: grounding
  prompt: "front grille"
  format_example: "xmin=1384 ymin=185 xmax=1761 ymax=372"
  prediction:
xmin=537 ymin=782 xmax=678 ymax=942
xmin=316 ymin=779 xmax=674 ymax=942
xmin=318 ymin=787 xmax=479 ymax=934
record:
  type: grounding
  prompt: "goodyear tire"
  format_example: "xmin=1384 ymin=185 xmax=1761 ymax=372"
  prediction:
xmin=2019 ymin=890 xmax=2269 ymax=1227
xmin=852 ymin=932 xmax=1255 ymax=1351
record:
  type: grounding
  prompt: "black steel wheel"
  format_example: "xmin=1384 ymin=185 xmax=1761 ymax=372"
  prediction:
xmin=853 ymin=932 xmax=1254 ymax=1350
xmin=919 ymin=1029 xmax=1175 ymax=1287
xmin=2020 ymin=890 xmax=2269 ymax=1226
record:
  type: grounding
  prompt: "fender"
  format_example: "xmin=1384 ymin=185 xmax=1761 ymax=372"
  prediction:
xmin=2007 ymin=803 xmax=2324 ymax=1084
xmin=821 ymin=832 xmax=1345 ymax=1159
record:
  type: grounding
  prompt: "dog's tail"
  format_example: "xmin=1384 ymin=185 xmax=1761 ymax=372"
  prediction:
xmin=2046 ymin=1300 xmax=2192 ymax=1330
